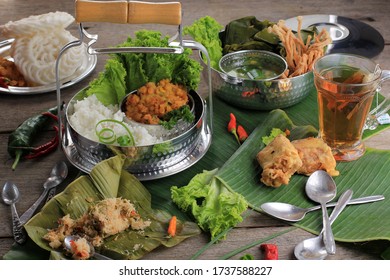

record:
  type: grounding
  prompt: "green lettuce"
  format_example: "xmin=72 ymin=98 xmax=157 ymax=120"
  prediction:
xmin=86 ymin=59 xmax=127 ymax=106
xmin=261 ymin=127 xmax=286 ymax=145
xmin=114 ymin=30 xmax=202 ymax=93
xmin=87 ymin=30 xmax=202 ymax=106
xmin=184 ymin=16 xmax=223 ymax=70
xmin=171 ymin=169 xmax=248 ymax=240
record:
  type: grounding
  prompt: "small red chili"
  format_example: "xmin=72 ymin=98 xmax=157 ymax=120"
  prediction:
xmin=41 ymin=111 xmax=59 ymax=122
xmin=167 ymin=215 xmax=177 ymax=237
xmin=242 ymin=89 xmax=258 ymax=97
xmin=260 ymin=243 xmax=278 ymax=260
xmin=227 ymin=113 xmax=240 ymax=144
xmin=24 ymin=125 xmax=59 ymax=159
xmin=237 ymin=125 xmax=248 ymax=143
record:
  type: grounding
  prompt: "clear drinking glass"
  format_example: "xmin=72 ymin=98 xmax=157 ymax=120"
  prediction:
xmin=313 ymin=53 xmax=390 ymax=161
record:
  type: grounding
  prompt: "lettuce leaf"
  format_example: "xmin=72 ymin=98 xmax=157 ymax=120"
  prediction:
xmin=113 ymin=30 xmax=201 ymax=94
xmin=184 ymin=16 xmax=223 ymax=70
xmin=261 ymin=127 xmax=286 ymax=145
xmin=85 ymin=30 xmax=202 ymax=106
xmin=171 ymin=169 xmax=248 ymax=240
xmin=86 ymin=59 xmax=127 ymax=106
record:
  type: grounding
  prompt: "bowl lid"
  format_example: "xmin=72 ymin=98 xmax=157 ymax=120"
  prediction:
xmin=283 ymin=14 xmax=384 ymax=58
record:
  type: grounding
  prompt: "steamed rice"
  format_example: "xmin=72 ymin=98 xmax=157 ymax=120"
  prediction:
xmin=69 ymin=95 xmax=161 ymax=146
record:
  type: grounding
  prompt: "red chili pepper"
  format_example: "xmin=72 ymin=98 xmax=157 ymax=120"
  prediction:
xmin=41 ymin=111 xmax=59 ymax=122
xmin=228 ymin=113 xmax=240 ymax=144
xmin=167 ymin=216 xmax=177 ymax=237
xmin=242 ymin=88 xmax=260 ymax=97
xmin=24 ymin=125 xmax=59 ymax=159
xmin=260 ymin=244 xmax=278 ymax=260
xmin=237 ymin=125 xmax=248 ymax=143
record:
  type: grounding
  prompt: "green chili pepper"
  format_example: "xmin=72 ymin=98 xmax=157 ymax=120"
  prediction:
xmin=7 ymin=106 xmax=58 ymax=170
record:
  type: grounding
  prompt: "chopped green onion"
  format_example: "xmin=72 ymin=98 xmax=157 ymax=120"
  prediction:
xmin=95 ymin=119 xmax=135 ymax=146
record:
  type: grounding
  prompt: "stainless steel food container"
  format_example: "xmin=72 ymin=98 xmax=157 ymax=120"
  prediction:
xmin=56 ymin=1 xmax=213 ymax=180
xmin=201 ymin=52 xmax=314 ymax=110
xmin=63 ymin=89 xmax=209 ymax=180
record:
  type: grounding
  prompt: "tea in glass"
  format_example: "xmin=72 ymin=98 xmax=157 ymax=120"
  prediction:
xmin=314 ymin=54 xmax=382 ymax=161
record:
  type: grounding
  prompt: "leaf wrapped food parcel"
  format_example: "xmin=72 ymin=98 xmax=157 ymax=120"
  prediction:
xmin=24 ymin=155 xmax=200 ymax=260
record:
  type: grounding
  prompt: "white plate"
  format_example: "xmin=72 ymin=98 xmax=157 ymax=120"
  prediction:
xmin=0 ymin=39 xmax=97 ymax=95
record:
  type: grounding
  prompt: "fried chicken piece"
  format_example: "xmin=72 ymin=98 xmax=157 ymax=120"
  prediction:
xmin=292 ymin=137 xmax=339 ymax=177
xmin=257 ymin=134 xmax=303 ymax=187
xmin=0 ymin=56 xmax=28 ymax=87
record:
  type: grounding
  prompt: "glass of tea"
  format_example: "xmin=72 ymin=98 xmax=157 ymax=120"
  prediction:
xmin=313 ymin=53 xmax=389 ymax=161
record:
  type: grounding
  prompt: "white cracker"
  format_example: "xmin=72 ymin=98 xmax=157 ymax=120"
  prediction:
xmin=0 ymin=11 xmax=74 ymax=38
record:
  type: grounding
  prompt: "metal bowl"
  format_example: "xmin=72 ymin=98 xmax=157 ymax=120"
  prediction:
xmin=64 ymin=88 xmax=209 ymax=180
xmin=201 ymin=52 xmax=314 ymax=110
xmin=120 ymin=90 xmax=195 ymax=140
xmin=219 ymin=50 xmax=287 ymax=81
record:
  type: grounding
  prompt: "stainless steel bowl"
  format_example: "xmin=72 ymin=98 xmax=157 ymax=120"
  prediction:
xmin=120 ymin=90 xmax=196 ymax=140
xmin=64 ymin=88 xmax=209 ymax=179
xmin=219 ymin=50 xmax=287 ymax=81
xmin=201 ymin=52 xmax=314 ymax=110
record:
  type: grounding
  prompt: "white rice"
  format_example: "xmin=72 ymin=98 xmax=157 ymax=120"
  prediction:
xmin=69 ymin=95 xmax=161 ymax=146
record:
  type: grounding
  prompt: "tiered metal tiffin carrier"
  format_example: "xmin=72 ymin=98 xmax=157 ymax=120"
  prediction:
xmin=55 ymin=0 xmax=213 ymax=180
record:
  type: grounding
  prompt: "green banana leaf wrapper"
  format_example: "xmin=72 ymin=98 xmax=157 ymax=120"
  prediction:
xmin=21 ymin=156 xmax=200 ymax=260
xmin=4 ymin=88 xmax=390 ymax=259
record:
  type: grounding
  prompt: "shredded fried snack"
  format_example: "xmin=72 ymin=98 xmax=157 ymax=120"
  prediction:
xmin=257 ymin=134 xmax=303 ymax=188
xmin=268 ymin=16 xmax=332 ymax=77
xmin=43 ymin=197 xmax=151 ymax=250
xmin=291 ymin=137 xmax=339 ymax=177
xmin=257 ymin=134 xmax=340 ymax=188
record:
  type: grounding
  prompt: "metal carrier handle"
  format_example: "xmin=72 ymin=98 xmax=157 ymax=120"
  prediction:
xmin=75 ymin=0 xmax=182 ymax=25
xmin=56 ymin=0 xmax=213 ymax=149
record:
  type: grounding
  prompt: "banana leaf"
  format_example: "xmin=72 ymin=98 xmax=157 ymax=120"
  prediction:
xmin=22 ymin=155 xmax=200 ymax=260
xmin=4 ymin=87 xmax=390 ymax=259
xmin=144 ymin=90 xmax=390 ymax=257
xmin=216 ymin=109 xmax=390 ymax=242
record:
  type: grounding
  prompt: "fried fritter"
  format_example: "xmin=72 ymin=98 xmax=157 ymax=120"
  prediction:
xmin=256 ymin=134 xmax=303 ymax=188
xmin=0 ymin=56 xmax=27 ymax=87
xmin=292 ymin=137 xmax=339 ymax=177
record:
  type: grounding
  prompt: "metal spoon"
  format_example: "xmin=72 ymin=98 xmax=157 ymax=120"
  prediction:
xmin=64 ymin=235 xmax=111 ymax=260
xmin=19 ymin=161 xmax=68 ymax=225
xmin=305 ymin=170 xmax=337 ymax=255
xmin=2 ymin=181 xmax=27 ymax=244
xmin=261 ymin=195 xmax=384 ymax=222
xmin=294 ymin=189 xmax=353 ymax=260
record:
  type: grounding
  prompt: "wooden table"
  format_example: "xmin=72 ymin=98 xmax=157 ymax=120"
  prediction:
xmin=1 ymin=0 xmax=389 ymax=260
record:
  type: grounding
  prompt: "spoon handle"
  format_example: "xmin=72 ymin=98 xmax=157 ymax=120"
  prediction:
xmin=19 ymin=188 xmax=49 ymax=225
xmin=321 ymin=202 xmax=336 ymax=255
xmin=11 ymin=204 xmax=27 ymax=244
xmin=94 ymin=252 xmax=112 ymax=260
xmin=45 ymin=187 xmax=57 ymax=203
xmin=307 ymin=194 xmax=385 ymax=212
xmin=329 ymin=189 xmax=353 ymax=225
xmin=322 ymin=189 xmax=353 ymax=255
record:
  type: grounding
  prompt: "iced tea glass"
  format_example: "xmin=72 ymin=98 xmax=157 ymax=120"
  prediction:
xmin=313 ymin=53 xmax=388 ymax=161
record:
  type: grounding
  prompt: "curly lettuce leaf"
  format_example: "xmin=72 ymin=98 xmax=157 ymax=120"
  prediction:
xmin=171 ymin=169 xmax=248 ymax=240
xmin=261 ymin=127 xmax=286 ymax=145
xmin=86 ymin=59 xmax=126 ymax=106
xmin=86 ymin=30 xmax=202 ymax=106
xmin=114 ymin=30 xmax=201 ymax=93
xmin=184 ymin=16 xmax=223 ymax=70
